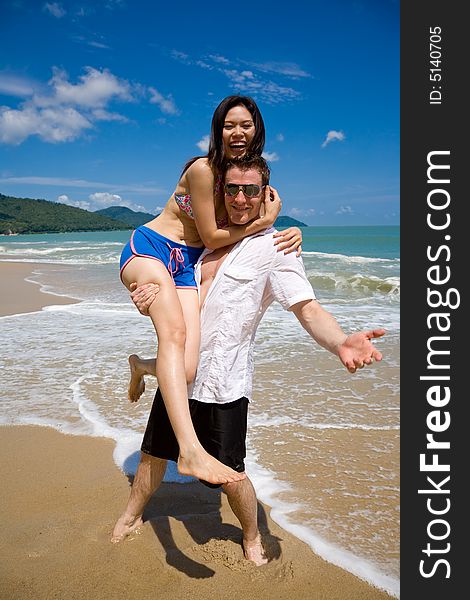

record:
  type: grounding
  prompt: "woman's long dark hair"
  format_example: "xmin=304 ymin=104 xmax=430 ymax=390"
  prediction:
xmin=181 ymin=95 xmax=265 ymax=179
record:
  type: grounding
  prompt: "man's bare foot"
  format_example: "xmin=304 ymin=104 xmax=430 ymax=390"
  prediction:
xmin=177 ymin=449 xmax=246 ymax=485
xmin=111 ymin=513 xmax=143 ymax=543
xmin=243 ymin=533 xmax=268 ymax=566
xmin=128 ymin=354 xmax=145 ymax=403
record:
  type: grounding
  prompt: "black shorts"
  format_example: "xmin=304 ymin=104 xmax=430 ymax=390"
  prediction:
xmin=141 ymin=388 xmax=249 ymax=488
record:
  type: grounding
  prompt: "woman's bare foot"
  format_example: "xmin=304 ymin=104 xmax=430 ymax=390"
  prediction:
xmin=177 ymin=448 xmax=246 ymax=485
xmin=111 ymin=513 xmax=143 ymax=543
xmin=128 ymin=354 xmax=146 ymax=403
xmin=243 ymin=533 xmax=268 ymax=566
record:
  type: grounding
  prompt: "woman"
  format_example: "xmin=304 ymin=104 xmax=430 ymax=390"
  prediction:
xmin=119 ymin=95 xmax=301 ymax=485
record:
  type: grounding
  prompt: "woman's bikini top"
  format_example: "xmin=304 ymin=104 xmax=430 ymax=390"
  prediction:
xmin=174 ymin=174 xmax=228 ymax=228
xmin=174 ymin=174 xmax=223 ymax=220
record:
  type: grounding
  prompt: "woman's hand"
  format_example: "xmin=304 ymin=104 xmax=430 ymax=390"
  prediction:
xmin=262 ymin=185 xmax=282 ymax=226
xmin=129 ymin=282 xmax=160 ymax=315
xmin=273 ymin=226 xmax=303 ymax=256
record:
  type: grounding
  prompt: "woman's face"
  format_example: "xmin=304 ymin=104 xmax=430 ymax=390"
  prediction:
xmin=222 ymin=105 xmax=256 ymax=159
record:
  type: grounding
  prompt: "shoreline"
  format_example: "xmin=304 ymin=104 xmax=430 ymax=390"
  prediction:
xmin=0 ymin=261 xmax=79 ymax=317
xmin=0 ymin=424 xmax=395 ymax=599
xmin=0 ymin=258 xmax=399 ymax=598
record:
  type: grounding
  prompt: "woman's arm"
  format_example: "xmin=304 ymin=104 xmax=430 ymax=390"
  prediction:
xmin=187 ymin=160 xmax=281 ymax=250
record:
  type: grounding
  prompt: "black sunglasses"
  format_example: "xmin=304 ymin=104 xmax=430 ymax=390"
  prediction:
xmin=224 ymin=183 xmax=263 ymax=198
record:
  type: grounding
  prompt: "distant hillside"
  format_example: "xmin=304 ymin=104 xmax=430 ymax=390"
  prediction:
xmin=95 ymin=205 xmax=156 ymax=228
xmin=97 ymin=206 xmax=307 ymax=229
xmin=0 ymin=194 xmax=308 ymax=235
xmin=0 ymin=193 xmax=131 ymax=234
xmin=274 ymin=216 xmax=308 ymax=228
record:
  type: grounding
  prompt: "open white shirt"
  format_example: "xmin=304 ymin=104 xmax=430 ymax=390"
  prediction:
xmin=188 ymin=228 xmax=316 ymax=404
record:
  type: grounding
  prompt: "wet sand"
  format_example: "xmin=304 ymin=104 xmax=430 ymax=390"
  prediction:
xmin=0 ymin=260 xmax=397 ymax=599
xmin=0 ymin=262 xmax=78 ymax=317
xmin=0 ymin=425 xmax=395 ymax=600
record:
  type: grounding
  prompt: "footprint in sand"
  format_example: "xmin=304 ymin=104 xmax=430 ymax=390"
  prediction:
xmin=195 ymin=538 xmax=294 ymax=581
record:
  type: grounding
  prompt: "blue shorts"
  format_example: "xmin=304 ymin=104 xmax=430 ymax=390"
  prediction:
xmin=119 ymin=225 xmax=204 ymax=289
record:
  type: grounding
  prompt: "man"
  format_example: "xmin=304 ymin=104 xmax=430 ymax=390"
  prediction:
xmin=112 ymin=156 xmax=385 ymax=565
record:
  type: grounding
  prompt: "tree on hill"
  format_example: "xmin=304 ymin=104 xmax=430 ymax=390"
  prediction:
xmin=0 ymin=193 xmax=131 ymax=234
xmin=95 ymin=206 xmax=156 ymax=228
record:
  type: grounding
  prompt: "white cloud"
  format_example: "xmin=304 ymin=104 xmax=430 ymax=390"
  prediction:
xmin=88 ymin=192 xmax=151 ymax=213
xmin=262 ymin=151 xmax=279 ymax=162
xmin=245 ymin=61 xmax=312 ymax=79
xmin=0 ymin=73 xmax=38 ymax=98
xmin=34 ymin=66 xmax=132 ymax=109
xmin=196 ymin=134 xmax=210 ymax=152
xmin=208 ymin=54 xmax=230 ymax=64
xmin=57 ymin=194 xmax=91 ymax=211
xmin=322 ymin=130 xmax=346 ymax=148
xmin=104 ymin=0 xmax=126 ymax=9
xmin=0 ymin=67 xmax=138 ymax=145
xmin=1 ymin=176 xmax=164 ymax=194
xmin=195 ymin=61 xmax=212 ymax=70
xmin=276 ymin=133 xmax=285 ymax=142
xmin=43 ymin=2 xmax=66 ymax=18
xmin=171 ymin=50 xmax=190 ymax=63
xmin=222 ymin=69 xmax=300 ymax=104
xmin=88 ymin=40 xmax=110 ymax=49
xmin=171 ymin=51 xmax=302 ymax=105
xmin=92 ymin=108 xmax=128 ymax=122
xmin=88 ymin=192 xmax=124 ymax=207
xmin=57 ymin=191 xmax=152 ymax=213
xmin=148 ymin=87 xmax=179 ymax=115
xmin=0 ymin=105 xmax=92 ymax=144
xmin=288 ymin=207 xmax=304 ymax=218
xmin=336 ymin=205 xmax=354 ymax=215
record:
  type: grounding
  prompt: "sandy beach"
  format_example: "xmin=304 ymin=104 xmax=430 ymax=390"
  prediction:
xmin=0 ymin=260 xmax=396 ymax=599
xmin=0 ymin=425 xmax=394 ymax=600
xmin=0 ymin=262 xmax=78 ymax=317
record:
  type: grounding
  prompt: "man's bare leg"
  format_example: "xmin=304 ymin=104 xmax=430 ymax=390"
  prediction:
xmin=223 ymin=476 xmax=268 ymax=566
xmin=111 ymin=452 xmax=167 ymax=542
xmin=128 ymin=355 xmax=156 ymax=403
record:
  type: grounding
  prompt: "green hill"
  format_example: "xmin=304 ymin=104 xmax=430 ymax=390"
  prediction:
xmin=0 ymin=193 xmax=131 ymax=234
xmin=95 ymin=206 xmax=156 ymax=228
xmin=0 ymin=194 xmax=308 ymax=235
xmin=274 ymin=216 xmax=308 ymax=228
xmin=97 ymin=206 xmax=307 ymax=229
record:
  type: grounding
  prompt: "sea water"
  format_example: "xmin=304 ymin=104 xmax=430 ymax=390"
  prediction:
xmin=0 ymin=226 xmax=399 ymax=596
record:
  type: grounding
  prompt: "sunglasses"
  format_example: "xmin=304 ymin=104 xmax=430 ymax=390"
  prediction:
xmin=224 ymin=183 xmax=263 ymax=198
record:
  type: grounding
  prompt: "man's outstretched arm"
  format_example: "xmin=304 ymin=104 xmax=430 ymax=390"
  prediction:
xmin=291 ymin=299 xmax=385 ymax=373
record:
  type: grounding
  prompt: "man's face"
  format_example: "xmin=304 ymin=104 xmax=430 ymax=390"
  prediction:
xmin=224 ymin=166 xmax=264 ymax=226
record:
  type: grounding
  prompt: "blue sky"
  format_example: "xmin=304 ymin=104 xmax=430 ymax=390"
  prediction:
xmin=0 ymin=0 xmax=399 ymax=225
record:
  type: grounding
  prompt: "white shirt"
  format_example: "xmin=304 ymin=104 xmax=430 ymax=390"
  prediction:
xmin=188 ymin=228 xmax=316 ymax=404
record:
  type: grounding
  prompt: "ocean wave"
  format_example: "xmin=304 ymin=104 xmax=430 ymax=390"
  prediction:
xmin=246 ymin=446 xmax=399 ymax=597
xmin=0 ymin=245 xmax=122 ymax=255
xmin=0 ymin=257 xmax=119 ymax=265
xmin=249 ymin=414 xmax=399 ymax=431
xmin=307 ymin=272 xmax=400 ymax=297
xmin=302 ymin=250 xmax=399 ymax=264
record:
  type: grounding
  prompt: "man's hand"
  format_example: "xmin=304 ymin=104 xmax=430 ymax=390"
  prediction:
xmin=337 ymin=329 xmax=386 ymax=373
xmin=129 ymin=282 xmax=160 ymax=315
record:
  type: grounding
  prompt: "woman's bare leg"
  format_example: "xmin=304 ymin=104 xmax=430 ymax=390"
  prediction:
xmin=122 ymin=257 xmax=244 ymax=485
xmin=128 ymin=288 xmax=200 ymax=399
xmin=128 ymin=355 xmax=154 ymax=402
